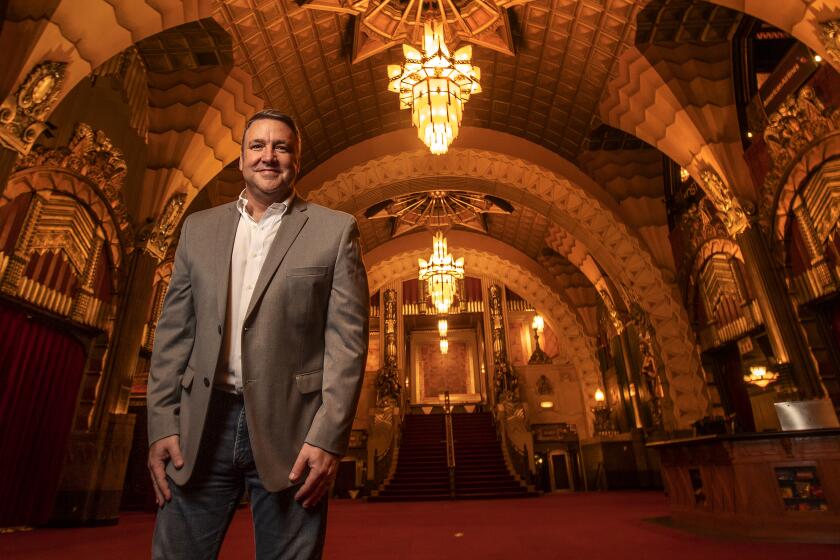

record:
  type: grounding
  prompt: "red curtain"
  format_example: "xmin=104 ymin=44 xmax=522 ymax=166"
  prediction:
xmin=0 ymin=302 xmax=87 ymax=527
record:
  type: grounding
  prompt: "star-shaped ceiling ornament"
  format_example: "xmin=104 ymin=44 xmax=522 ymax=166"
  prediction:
xmin=364 ymin=190 xmax=513 ymax=236
xmin=301 ymin=0 xmax=531 ymax=62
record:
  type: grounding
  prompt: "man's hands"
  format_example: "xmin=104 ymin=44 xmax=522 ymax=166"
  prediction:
xmin=289 ymin=443 xmax=338 ymax=508
xmin=148 ymin=435 xmax=184 ymax=507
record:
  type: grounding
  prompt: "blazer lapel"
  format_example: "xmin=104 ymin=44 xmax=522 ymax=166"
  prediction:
xmin=244 ymin=201 xmax=308 ymax=322
xmin=215 ymin=203 xmax=239 ymax=324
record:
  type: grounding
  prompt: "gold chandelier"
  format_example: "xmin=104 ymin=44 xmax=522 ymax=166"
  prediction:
xmin=743 ymin=365 xmax=779 ymax=389
xmin=387 ymin=20 xmax=482 ymax=154
xmin=418 ymin=231 xmax=464 ymax=314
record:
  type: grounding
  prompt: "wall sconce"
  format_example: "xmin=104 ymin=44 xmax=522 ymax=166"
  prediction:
xmin=743 ymin=365 xmax=779 ymax=389
xmin=438 ymin=318 xmax=448 ymax=338
xmin=594 ymin=388 xmax=605 ymax=403
xmin=528 ymin=314 xmax=551 ymax=365
xmin=539 ymin=400 xmax=554 ymax=409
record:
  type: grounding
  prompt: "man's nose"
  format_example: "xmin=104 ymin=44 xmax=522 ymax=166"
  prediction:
xmin=260 ymin=146 xmax=276 ymax=162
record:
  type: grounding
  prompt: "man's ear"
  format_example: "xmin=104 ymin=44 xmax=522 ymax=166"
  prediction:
xmin=239 ymin=152 xmax=244 ymax=171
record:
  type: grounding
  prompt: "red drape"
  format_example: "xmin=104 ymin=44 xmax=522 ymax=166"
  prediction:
xmin=0 ymin=302 xmax=87 ymax=527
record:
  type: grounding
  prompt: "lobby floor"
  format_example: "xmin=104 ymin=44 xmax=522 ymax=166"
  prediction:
xmin=1 ymin=491 xmax=838 ymax=559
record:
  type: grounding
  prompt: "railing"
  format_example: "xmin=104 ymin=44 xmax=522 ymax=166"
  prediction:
xmin=507 ymin=299 xmax=534 ymax=313
xmin=402 ymin=299 xmax=484 ymax=316
xmin=504 ymin=428 xmax=532 ymax=486
xmin=444 ymin=391 xmax=456 ymax=497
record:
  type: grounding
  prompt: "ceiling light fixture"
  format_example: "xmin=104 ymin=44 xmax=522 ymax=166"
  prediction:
xmin=388 ymin=20 xmax=481 ymax=155
xmin=743 ymin=365 xmax=779 ymax=389
xmin=419 ymin=231 xmax=464 ymax=314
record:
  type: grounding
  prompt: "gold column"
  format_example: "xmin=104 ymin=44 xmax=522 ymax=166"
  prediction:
xmin=735 ymin=224 xmax=823 ymax=399
xmin=94 ymin=247 xmax=159 ymax=423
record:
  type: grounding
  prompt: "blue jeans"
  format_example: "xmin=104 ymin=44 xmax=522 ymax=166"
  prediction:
xmin=151 ymin=390 xmax=327 ymax=559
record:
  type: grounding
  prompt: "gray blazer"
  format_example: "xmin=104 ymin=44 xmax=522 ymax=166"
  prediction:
xmin=147 ymin=196 xmax=369 ymax=492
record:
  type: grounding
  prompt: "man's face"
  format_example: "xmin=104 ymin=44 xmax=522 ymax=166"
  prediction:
xmin=239 ymin=118 xmax=300 ymax=200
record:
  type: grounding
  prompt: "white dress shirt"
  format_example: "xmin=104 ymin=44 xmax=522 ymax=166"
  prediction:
xmin=215 ymin=189 xmax=294 ymax=391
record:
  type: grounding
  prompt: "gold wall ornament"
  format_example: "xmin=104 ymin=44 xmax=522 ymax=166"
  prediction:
xmin=699 ymin=168 xmax=749 ymax=236
xmin=145 ymin=193 xmax=186 ymax=260
xmin=14 ymin=122 xmax=132 ymax=244
xmin=0 ymin=61 xmax=67 ymax=154
xmin=387 ymin=20 xmax=481 ymax=154
xmin=819 ymin=20 xmax=840 ymax=66
xmin=760 ymin=85 xmax=839 ymax=225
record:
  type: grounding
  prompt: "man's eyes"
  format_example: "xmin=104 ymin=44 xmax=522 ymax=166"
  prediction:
xmin=249 ymin=144 xmax=289 ymax=152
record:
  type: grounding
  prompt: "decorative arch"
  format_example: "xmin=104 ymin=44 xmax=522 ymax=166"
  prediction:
xmin=691 ymin=238 xmax=745 ymax=280
xmin=600 ymin=45 xmax=754 ymax=206
xmin=0 ymin=1 xmax=213 ymax=116
xmin=364 ymin=231 xmax=600 ymax=433
xmin=308 ymin=144 xmax=710 ymax=426
xmin=771 ymin=132 xmax=840 ymax=244
xmin=3 ymin=168 xmax=126 ymax=271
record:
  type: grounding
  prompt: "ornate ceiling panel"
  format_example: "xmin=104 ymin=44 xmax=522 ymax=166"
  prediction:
xmin=212 ymin=0 xmax=641 ymax=175
xmin=136 ymin=19 xmax=234 ymax=72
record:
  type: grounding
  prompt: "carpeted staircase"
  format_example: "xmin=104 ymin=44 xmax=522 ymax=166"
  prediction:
xmin=369 ymin=412 xmax=536 ymax=501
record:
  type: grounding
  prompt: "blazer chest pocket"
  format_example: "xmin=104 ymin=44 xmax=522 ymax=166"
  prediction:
xmin=295 ymin=370 xmax=323 ymax=395
xmin=287 ymin=266 xmax=328 ymax=278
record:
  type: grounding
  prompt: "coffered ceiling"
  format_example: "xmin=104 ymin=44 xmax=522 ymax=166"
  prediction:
xmin=211 ymin=0 xmax=643 ymax=174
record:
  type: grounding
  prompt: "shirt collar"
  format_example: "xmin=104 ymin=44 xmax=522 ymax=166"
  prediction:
xmin=236 ymin=189 xmax=295 ymax=223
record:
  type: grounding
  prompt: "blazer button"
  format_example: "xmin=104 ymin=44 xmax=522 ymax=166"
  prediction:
xmin=217 ymin=324 xmax=222 ymax=334
xmin=203 ymin=377 xmax=210 ymax=387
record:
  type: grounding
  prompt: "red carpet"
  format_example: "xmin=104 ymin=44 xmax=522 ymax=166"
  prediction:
xmin=1 ymin=492 xmax=838 ymax=559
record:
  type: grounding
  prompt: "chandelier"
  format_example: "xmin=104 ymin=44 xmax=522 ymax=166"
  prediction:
xmin=387 ymin=20 xmax=482 ymax=154
xmin=743 ymin=365 xmax=779 ymax=389
xmin=418 ymin=231 xmax=464 ymax=314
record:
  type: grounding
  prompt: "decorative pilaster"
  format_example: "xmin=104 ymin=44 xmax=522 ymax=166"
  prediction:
xmin=735 ymin=224 xmax=823 ymax=399
xmin=94 ymin=248 xmax=159 ymax=424
xmin=70 ymin=236 xmax=105 ymax=323
xmin=375 ymin=287 xmax=401 ymax=405
xmin=488 ymin=283 xmax=518 ymax=402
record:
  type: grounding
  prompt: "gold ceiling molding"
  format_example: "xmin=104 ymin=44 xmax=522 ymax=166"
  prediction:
xmin=0 ymin=61 xmax=66 ymax=155
xmin=15 ymin=122 xmax=132 ymax=242
xmin=364 ymin=189 xmax=512 ymax=236
xmin=302 ymin=0 xmax=529 ymax=63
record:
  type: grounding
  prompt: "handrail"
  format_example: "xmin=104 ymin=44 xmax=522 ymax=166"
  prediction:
xmin=444 ymin=391 xmax=456 ymax=497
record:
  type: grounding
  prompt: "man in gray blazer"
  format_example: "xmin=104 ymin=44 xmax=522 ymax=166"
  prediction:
xmin=146 ymin=110 xmax=369 ymax=559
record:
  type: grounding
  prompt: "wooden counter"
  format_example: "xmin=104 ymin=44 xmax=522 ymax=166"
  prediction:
xmin=648 ymin=429 xmax=840 ymax=543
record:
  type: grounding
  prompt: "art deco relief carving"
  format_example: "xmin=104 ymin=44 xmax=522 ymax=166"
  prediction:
xmin=819 ymin=20 xmax=840 ymax=66
xmin=0 ymin=61 xmax=67 ymax=154
xmin=760 ymin=85 xmax=839 ymax=225
xmin=700 ymin=169 xmax=750 ymax=237
xmin=14 ymin=122 xmax=132 ymax=243
xmin=145 ymin=193 xmax=186 ymax=260
xmin=489 ymin=283 xmax=518 ymax=403
xmin=375 ymin=288 xmax=401 ymax=405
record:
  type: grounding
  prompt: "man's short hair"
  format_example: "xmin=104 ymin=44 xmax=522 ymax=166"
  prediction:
xmin=242 ymin=110 xmax=302 ymax=154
